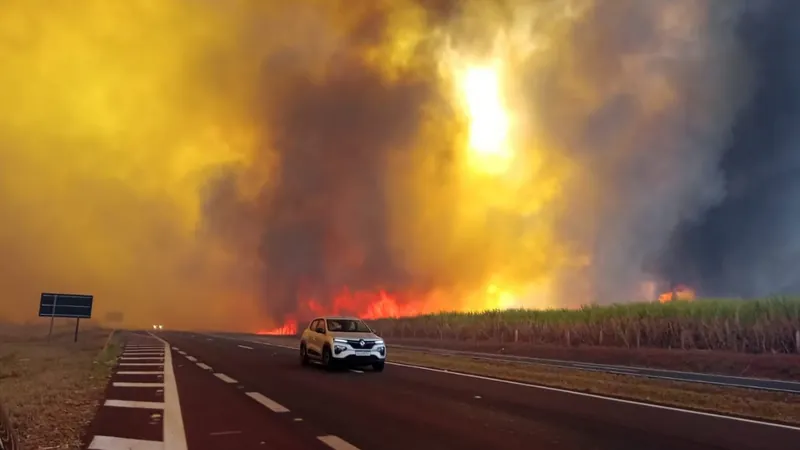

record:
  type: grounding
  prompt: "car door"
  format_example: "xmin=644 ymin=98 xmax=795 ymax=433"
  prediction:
xmin=307 ymin=319 xmax=324 ymax=356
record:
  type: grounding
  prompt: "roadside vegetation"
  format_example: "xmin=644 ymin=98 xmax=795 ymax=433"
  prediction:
xmin=368 ymin=297 xmax=800 ymax=354
xmin=0 ymin=323 xmax=120 ymax=449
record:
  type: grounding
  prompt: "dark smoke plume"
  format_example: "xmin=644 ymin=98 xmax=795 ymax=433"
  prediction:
xmin=661 ymin=1 xmax=800 ymax=298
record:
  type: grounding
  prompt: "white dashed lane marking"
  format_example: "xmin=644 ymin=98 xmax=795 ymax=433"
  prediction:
xmin=237 ymin=345 xmax=253 ymax=350
xmin=112 ymin=382 xmax=164 ymax=388
xmin=245 ymin=392 xmax=290 ymax=413
xmin=196 ymin=363 xmax=212 ymax=371
xmin=186 ymin=356 xmax=197 ymax=362
xmin=117 ymin=371 xmax=163 ymax=375
xmin=88 ymin=435 xmax=163 ymax=450
xmin=317 ymin=435 xmax=361 ymax=450
xmin=214 ymin=373 xmax=238 ymax=384
xmin=209 ymin=430 xmax=242 ymax=436
xmin=105 ymin=399 xmax=165 ymax=410
xmin=119 ymin=363 xmax=164 ymax=366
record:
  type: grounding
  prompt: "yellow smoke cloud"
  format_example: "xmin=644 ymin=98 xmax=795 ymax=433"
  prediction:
xmin=0 ymin=0 xmax=747 ymax=329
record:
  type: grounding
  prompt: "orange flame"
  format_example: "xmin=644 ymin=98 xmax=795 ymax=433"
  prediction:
xmin=257 ymin=288 xmax=429 ymax=335
xmin=658 ymin=284 xmax=696 ymax=303
xmin=258 ymin=319 xmax=298 ymax=335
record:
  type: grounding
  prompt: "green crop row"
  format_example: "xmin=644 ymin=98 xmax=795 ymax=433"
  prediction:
xmin=366 ymin=297 xmax=800 ymax=353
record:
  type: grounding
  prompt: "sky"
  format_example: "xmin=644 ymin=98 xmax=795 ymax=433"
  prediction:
xmin=0 ymin=0 xmax=793 ymax=330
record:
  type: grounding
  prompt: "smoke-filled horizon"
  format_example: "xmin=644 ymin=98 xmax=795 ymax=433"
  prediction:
xmin=0 ymin=0 xmax=790 ymax=330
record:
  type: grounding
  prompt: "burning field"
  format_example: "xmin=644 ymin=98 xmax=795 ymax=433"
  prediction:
xmin=1 ymin=0 xmax=798 ymax=342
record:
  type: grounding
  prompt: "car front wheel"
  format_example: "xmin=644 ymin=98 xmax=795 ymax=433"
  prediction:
xmin=299 ymin=343 xmax=309 ymax=366
xmin=322 ymin=346 xmax=334 ymax=369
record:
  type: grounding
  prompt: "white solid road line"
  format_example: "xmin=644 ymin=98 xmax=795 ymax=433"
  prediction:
xmin=148 ymin=332 xmax=189 ymax=450
xmin=214 ymin=373 xmax=238 ymax=384
xmin=196 ymin=363 xmax=212 ymax=371
xmin=113 ymin=382 xmax=165 ymax=388
xmin=105 ymin=399 xmax=165 ymax=409
xmin=117 ymin=371 xmax=164 ymax=375
xmin=88 ymin=435 xmax=164 ymax=450
xmin=317 ymin=435 xmax=361 ymax=450
xmin=237 ymin=345 xmax=253 ymax=350
xmin=245 ymin=392 xmax=290 ymax=413
xmin=387 ymin=361 xmax=800 ymax=432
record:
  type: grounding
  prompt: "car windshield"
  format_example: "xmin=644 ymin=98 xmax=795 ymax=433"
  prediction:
xmin=326 ymin=319 xmax=371 ymax=333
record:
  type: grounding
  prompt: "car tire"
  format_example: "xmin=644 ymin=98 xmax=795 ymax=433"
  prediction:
xmin=322 ymin=346 xmax=334 ymax=370
xmin=372 ymin=362 xmax=385 ymax=372
xmin=299 ymin=343 xmax=309 ymax=366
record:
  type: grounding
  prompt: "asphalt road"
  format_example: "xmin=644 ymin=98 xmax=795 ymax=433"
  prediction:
xmin=388 ymin=345 xmax=800 ymax=394
xmin=154 ymin=331 xmax=799 ymax=450
xmin=218 ymin=333 xmax=800 ymax=394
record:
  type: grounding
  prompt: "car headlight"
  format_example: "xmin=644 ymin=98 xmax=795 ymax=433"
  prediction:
xmin=374 ymin=340 xmax=384 ymax=345
xmin=333 ymin=338 xmax=348 ymax=343
xmin=158 ymin=325 xmax=164 ymax=330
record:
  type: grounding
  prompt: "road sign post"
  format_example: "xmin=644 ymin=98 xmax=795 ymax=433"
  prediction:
xmin=47 ymin=294 xmax=58 ymax=343
xmin=38 ymin=293 xmax=94 ymax=343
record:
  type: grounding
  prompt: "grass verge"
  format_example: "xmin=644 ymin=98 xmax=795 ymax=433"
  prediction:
xmin=389 ymin=349 xmax=800 ymax=426
xmin=0 ymin=325 xmax=121 ymax=449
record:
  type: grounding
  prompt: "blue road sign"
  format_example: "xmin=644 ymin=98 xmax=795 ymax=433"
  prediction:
xmin=38 ymin=293 xmax=94 ymax=319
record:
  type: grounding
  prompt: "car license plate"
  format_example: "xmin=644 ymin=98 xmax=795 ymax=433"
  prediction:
xmin=355 ymin=350 xmax=370 ymax=356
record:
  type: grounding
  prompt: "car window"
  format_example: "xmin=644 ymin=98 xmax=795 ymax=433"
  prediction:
xmin=314 ymin=319 xmax=325 ymax=333
xmin=308 ymin=319 xmax=318 ymax=331
xmin=326 ymin=319 xmax=371 ymax=333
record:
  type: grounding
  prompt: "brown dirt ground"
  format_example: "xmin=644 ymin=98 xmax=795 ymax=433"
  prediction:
xmin=0 ymin=322 xmax=120 ymax=450
xmin=387 ymin=338 xmax=800 ymax=381
xmin=390 ymin=349 xmax=800 ymax=426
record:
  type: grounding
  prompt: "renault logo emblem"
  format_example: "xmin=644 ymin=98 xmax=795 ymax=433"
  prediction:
xmin=359 ymin=339 xmax=365 ymax=347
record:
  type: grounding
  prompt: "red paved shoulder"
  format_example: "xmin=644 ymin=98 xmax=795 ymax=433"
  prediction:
xmin=82 ymin=332 xmax=180 ymax=450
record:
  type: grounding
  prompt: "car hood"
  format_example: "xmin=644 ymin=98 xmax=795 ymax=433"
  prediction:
xmin=329 ymin=331 xmax=381 ymax=340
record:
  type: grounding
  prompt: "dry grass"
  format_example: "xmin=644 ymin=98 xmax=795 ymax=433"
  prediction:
xmin=0 ymin=322 xmax=120 ymax=450
xmin=389 ymin=349 xmax=800 ymax=425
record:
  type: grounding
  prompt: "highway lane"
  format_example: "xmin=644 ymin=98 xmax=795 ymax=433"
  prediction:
xmin=228 ymin=334 xmax=800 ymax=394
xmin=388 ymin=345 xmax=800 ymax=394
xmin=162 ymin=331 xmax=799 ymax=450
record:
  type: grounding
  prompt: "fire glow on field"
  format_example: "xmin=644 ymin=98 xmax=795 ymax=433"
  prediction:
xmin=658 ymin=284 xmax=696 ymax=303
xmin=256 ymin=283 xmax=525 ymax=335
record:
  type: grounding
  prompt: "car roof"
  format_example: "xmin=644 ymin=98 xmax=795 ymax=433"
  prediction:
xmin=317 ymin=316 xmax=362 ymax=321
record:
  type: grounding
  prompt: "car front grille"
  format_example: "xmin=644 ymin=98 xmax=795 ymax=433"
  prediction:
xmin=346 ymin=340 xmax=375 ymax=349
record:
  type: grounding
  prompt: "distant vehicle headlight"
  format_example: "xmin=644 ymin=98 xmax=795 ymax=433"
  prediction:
xmin=158 ymin=325 xmax=164 ymax=330
xmin=152 ymin=325 xmax=157 ymax=330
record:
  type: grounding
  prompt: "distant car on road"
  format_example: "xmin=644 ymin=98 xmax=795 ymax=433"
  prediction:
xmin=299 ymin=316 xmax=386 ymax=372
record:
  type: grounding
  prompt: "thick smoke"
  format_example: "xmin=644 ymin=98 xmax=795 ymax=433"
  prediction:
xmin=0 ymin=0 xmax=785 ymax=331
xmin=531 ymin=0 xmax=753 ymax=302
xmin=203 ymin=0 xmax=756 ymax=319
xmin=661 ymin=1 xmax=800 ymax=298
